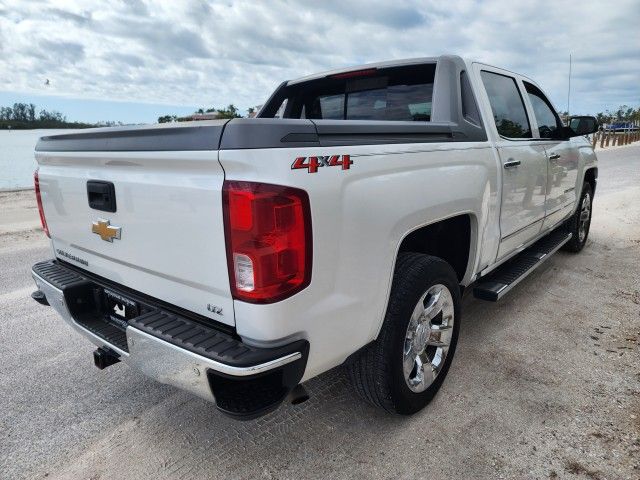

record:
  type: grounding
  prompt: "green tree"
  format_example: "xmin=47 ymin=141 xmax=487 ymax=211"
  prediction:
xmin=0 ymin=103 xmax=95 ymax=129
xmin=216 ymin=104 xmax=241 ymax=119
xmin=38 ymin=109 xmax=65 ymax=122
xmin=12 ymin=102 xmax=28 ymax=121
xmin=595 ymin=112 xmax=609 ymax=124
xmin=28 ymin=103 xmax=36 ymax=122
xmin=615 ymin=106 xmax=625 ymax=121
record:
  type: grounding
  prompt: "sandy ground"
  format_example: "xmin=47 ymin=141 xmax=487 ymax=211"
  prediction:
xmin=0 ymin=146 xmax=638 ymax=480
xmin=0 ymin=189 xmax=40 ymax=236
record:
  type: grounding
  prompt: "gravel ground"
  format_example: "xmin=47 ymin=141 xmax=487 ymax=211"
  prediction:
xmin=1 ymin=145 xmax=638 ymax=480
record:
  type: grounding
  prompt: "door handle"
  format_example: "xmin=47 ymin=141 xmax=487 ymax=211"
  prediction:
xmin=503 ymin=160 xmax=521 ymax=169
xmin=548 ymin=153 xmax=561 ymax=161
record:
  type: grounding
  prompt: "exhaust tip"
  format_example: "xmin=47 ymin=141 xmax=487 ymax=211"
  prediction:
xmin=288 ymin=384 xmax=310 ymax=405
xmin=31 ymin=290 xmax=49 ymax=306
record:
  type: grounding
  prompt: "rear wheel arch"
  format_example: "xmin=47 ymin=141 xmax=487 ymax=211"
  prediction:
xmin=369 ymin=213 xmax=477 ymax=344
xmin=396 ymin=213 xmax=476 ymax=283
xmin=348 ymin=252 xmax=462 ymax=414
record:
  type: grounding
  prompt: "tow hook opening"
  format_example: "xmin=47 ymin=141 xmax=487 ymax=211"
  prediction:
xmin=31 ymin=290 xmax=49 ymax=306
xmin=288 ymin=384 xmax=310 ymax=405
xmin=93 ymin=347 xmax=121 ymax=370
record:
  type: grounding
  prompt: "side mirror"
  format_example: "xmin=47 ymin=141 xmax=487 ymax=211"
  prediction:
xmin=568 ymin=116 xmax=598 ymax=136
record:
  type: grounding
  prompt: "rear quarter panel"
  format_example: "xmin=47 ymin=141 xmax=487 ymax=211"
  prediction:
xmin=220 ymin=141 xmax=499 ymax=380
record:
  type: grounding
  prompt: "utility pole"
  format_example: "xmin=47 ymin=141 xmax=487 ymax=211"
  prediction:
xmin=567 ymin=53 xmax=572 ymax=118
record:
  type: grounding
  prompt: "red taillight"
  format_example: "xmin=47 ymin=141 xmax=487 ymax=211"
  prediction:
xmin=223 ymin=181 xmax=312 ymax=303
xmin=34 ymin=169 xmax=50 ymax=238
xmin=329 ymin=68 xmax=377 ymax=79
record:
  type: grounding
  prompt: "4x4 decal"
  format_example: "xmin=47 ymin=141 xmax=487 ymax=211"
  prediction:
xmin=291 ymin=155 xmax=353 ymax=173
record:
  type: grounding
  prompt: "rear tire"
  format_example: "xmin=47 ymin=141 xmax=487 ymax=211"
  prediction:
xmin=562 ymin=182 xmax=593 ymax=253
xmin=348 ymin=253 xmax=461 ymax=414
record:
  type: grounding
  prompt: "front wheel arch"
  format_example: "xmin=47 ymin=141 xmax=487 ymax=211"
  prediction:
xmin=562 ymin=181 xmax=593 ymax=253
xmin=583 ymin=167 xmax=597 ymax=197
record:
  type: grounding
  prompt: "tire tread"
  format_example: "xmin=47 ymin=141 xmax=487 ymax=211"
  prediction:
xmin=562 ymin=181 xmax=592 ymax=253
xmin=348 ymin=252 xmax=457 ymax=413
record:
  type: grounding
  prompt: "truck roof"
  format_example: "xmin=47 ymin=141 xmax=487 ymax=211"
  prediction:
xmin=287 ymin=55 xmax=443 ymax=86
xmin=286 ymin=55 xmax=533 ymax=87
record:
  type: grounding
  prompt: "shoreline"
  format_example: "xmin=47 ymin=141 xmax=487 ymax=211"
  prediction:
xmin=0 ymin=186 xmax=33 ymax=193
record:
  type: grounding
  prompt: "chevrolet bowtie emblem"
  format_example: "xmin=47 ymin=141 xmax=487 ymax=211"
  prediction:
xmin=91 ymin=219 xmax=121 ymax=242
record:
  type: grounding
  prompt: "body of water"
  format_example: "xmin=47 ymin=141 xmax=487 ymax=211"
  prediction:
xmin=0 ymin=129 xmax=69 ymax=190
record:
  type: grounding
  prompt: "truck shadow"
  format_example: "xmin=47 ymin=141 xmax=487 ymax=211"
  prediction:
xmin=62 ymin=277 xmax=541 ymax=479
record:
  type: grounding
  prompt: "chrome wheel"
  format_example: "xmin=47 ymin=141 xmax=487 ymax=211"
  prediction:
xmin=578 ymin=192 xmax=591 ymax=243
xmin=403 ymin=284 xmax=455 ymax=393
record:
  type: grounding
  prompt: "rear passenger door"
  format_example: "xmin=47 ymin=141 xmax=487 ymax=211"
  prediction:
xmin=522 ymin=81 xmax=578 ymax=230
xmin=478 ymin=68 xmax=548 ymax=259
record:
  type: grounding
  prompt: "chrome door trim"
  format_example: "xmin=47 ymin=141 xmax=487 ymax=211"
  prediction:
xmin=500 ymin=216 xmax=544 ymax=241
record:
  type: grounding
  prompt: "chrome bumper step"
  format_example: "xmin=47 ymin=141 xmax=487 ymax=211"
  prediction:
xmin=31 ymin=259 xmax=309 ymax=419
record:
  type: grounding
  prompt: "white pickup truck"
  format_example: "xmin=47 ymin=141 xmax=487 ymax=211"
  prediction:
xmin=31 ymin=55 xmax=598 ymax=419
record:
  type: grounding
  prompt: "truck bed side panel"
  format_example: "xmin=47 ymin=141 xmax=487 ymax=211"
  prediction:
xmin=219 ymin=141 xmax=499 ymax=379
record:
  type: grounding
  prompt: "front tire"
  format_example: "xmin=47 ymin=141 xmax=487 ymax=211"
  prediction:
xmin=563 ymin=182 xmax=593 ymax=253
xmin=348 ymin=253 xmax=461 ymax=414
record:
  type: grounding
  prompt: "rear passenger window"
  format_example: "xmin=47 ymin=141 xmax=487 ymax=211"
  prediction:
xmin=480 ymin=71 xmax=531 ymax=139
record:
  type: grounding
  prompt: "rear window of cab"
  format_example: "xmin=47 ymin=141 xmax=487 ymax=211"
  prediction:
xmin=272 ymin=63 xmax=437 ymax=122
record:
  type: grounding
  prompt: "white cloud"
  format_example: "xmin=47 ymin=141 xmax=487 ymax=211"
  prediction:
xmin=0 ymin=0 xmax=638 ymax=115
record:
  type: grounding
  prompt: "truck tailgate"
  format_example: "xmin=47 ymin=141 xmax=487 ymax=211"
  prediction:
xmin=34 ymin=122 xmax=234 ymax=327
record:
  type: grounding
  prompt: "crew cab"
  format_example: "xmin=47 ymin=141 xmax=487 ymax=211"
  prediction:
xmin=31 ymin=55 xmax=598 ymax=419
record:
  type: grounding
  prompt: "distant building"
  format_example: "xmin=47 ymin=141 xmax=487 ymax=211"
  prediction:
xmin=188 ymin=112 xmax=221 ymax=121
xmin=248 ymin=105 xmax=263 ymax=118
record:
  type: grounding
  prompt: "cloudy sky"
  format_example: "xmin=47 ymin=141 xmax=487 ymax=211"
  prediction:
xmin=1 ymin=0 xmax=638 ymax=123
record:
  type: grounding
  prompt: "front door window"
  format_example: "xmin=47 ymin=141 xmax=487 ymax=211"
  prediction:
xmin=524 ymin=82 xmax=562 ymax=139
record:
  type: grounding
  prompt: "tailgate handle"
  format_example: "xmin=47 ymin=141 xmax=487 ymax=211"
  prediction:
xmin=87 ymin=181 xmax=117 ymax=212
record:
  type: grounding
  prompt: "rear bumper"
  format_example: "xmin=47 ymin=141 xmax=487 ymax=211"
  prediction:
xmin=31 ymin=260 xmax=309 ymax=419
